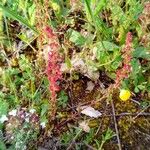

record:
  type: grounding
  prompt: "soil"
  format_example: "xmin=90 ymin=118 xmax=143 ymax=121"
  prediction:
xmin=37 ymin=74 xmax=150 ymax=150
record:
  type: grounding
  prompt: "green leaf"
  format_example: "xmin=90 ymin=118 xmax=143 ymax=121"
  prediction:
xmin=134 ymin=87 xmax=139 ymax=93
xmin=140 ymin=100 xmax=150 ymax=108
xmin=137 ymin=85 xmax=145 ymax=90
xmin=67 ymin=29 xmax=86 ymax=46
xmin=65 ymin=57 xmax=72 ymax=69
xmin=94 ymin=41 xmax=119 ymax=52
xmin=0 ymin=4 xmax=37 ymax=33
xmin=58 ymin=91 xmax=68 ymax=108
xmin=127 ymin=0 xmax=143 ymax=20
xmin=133 ymin=47 xmax=150 ymax=60
xmin=0 ymin=140 xmax=6 ymax=150
xmin=94 ymin=0 xmax=106 ymax=16
xmin=131 ymin=58 xmax=141 ymax=75
xmin=0 ymin=99 xmax=8 ymax=116
xmin=28 ymin=4 xmax=36 ymax=26
xmin=97 ymin=50 xmax=109 ymax=64
xmin=110 ymin=5 xmax=125 ymax=25
xmin=111 ymin=55 xmax=122 ymax=70
xmin=41 ymin=103 xmax=49 ymax=116
xmin=84 ymin=0 xmax=93 ymax=22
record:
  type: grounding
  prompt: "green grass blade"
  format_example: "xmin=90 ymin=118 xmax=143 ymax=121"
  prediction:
xmin=94 ymin=0 xmax=106 ymax=16
xmin=84 ymin=0 xmax=93 ymax=22
xmin=0 ymin=4 xmax=38 ymax=33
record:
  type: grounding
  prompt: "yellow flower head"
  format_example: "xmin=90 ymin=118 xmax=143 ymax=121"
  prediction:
xmin=119 ymin=89 xmax=131 ymax=101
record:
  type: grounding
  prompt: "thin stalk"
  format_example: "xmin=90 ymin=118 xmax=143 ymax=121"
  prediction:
xmin=4 ymin=16 xmax=12 ymax=49
xmin=98 ymin=140 xmax=105 ymax=150
xmin=111 ymin=100 xmax=122 ymax=150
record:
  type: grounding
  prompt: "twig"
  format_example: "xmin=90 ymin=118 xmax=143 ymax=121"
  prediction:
xmin=133 ymin=105 xmax=150 ymax=120
xmin=84 ymin=142 xmax=97 ymax=150
xmin=111 ymin=100 xmax=122 ymax=150
xmin=131 ymin=98 xmax=140 ymax=105
xmin=101 ymin=112 xmax=150 ymax=117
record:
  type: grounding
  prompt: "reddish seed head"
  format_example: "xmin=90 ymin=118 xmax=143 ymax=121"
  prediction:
xmin=44 ymin=26 xmax=62 ymax=112
xmin=46 ymin=51 xmax=62 ymax=94
xmin=115 ymin=32 xmax=133 ymax=87
xmin=126 ymin=32 xmax=132 ymax=45
xmin=44 ymin=26 xmax=55 ymax=38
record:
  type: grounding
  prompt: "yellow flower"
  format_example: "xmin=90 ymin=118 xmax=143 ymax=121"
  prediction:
xmin=119 ymin=89 xmax=131 ymax=101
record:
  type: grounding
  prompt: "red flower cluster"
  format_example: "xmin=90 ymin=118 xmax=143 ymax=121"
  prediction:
xmin=115 ymin=32 xmax=133 ymax=87
xmin=44 ymin=26 xmax=62 ymax=102
xmin=46 ymin=50 xmax=62 ymax=98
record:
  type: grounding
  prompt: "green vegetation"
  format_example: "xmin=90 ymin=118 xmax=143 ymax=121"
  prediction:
xmin=0 ymin=0 xmax=150 ymax=149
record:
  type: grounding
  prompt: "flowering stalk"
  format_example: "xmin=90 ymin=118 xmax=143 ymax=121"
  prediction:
xmin=44 ymin=26 xmax=62 ymax=118
xmin=46 ymin=50 xmax=62 ymax=97
xmin=115 ymin=32 xmax=133 ymax=88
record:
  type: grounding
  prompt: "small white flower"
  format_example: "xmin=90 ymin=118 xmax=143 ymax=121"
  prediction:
xmin=29 ymin=109 xmax=36 ymax=114
xmin=0 ymin=115 xmax=8 ymax=123
xmin=40 ymin=122 xmax=46 ymax=128
xmin=9 ymin=109 xmax=17 ymax=116
xmin=25 ymin=117 xmax=29 ymax=122
xmin=25 ymin=112 xmax=29 ymax=117
xmin=11 ymin=136 xmax=14 ymax=140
